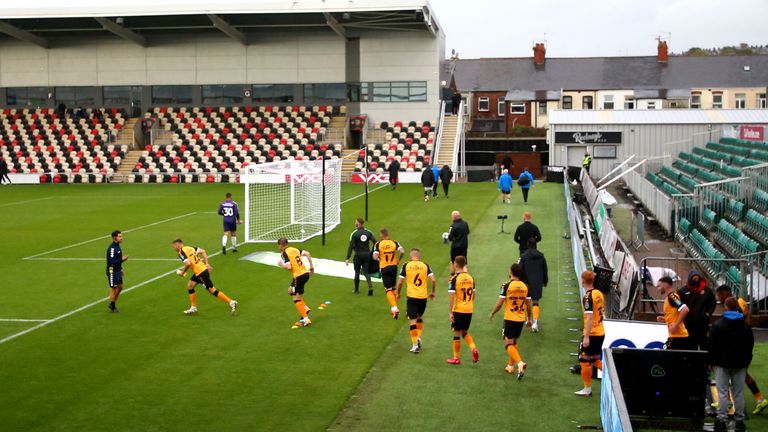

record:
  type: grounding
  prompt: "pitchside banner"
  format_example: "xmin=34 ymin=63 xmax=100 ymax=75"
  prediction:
xmin=602 ymin=319 xmax=667 ymax=350
xmin=351 ymin=172 xmax=423 ymax=183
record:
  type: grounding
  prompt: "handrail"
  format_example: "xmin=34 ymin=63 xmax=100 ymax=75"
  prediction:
xmin=432 ymin=100 xmax=446 ymax=167
xmin=451 ymin=100 xmax=465 ymax=176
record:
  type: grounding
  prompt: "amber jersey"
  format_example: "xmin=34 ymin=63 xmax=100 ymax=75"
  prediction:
xmin=281 ymin=247 xmax=309 ymax=279
xmin=738 ymin=297 xmax=749 ymax=320
xmin=582 ymin=288 xmax=605 ymax=336
xmin=499 ymin=279 xmax=529 ymax=322
xmin=449 ymin=272 xmax=475 ymax=313
xmin=399 ymin=260 xmax=433 ymax=299
xmin=663 ymin=291 xmax=689 ymax=338
xmin=374 ymin=239 xmax=402 ymax=269
xmin=179 ymin=246 xmax=207 ymax=276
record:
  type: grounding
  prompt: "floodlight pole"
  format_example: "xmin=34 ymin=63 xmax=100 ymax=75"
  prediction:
xmin=322 ymin=155 xmax=326 ymax=246
xmin=365 ymin=144 xmax=369 ymax=222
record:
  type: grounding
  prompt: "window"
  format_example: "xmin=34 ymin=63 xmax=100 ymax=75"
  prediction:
xmin=6 ymin=87 xmax=49 ymax=107
xmin=202 ymin=84 xmax=245 ymax=105
xmin=509 ymin=102 xmax=526 ymax=114
xmin=602 ymin=95 xmax=613 ymax=110
xmin=370 ymin=81 xmax=427 ymax=103
xmin=735 ymin=93 xmax=746 ymax=109
xmin=562 ymin=96 xmax=573 ymax=110
xmin=690 ymin=93 xmax=701 ymax=109
xmin=478 ymin=97 xmax=490 ymax=112
xmin=624 ymin=98 xmax=635 ymax=109
xmin=497 ymin=97 xmax=505 ymax=117
xmin=251 ymin=84 xmax=294 ymax=103
xmin=593 ymin=145 xmax=617 ymax=159
xmin=646 ymin=101 xmax=657 ymax=109
xmin=104 ymin=86 xmax=133 ymax=106
xmin=538 ymin=101 xmax=547 ymax=115
xmin=347 ymin=83 xmax=367 ymax=103
xmin=759 ymin=93 xmax=767 ymax=109
xmin=583 ymin=96 xmax=594 ymax=110
xmin=713 ymin=93 xmax=723 ymax=109
xmin=304 ymin=83 xmax=346 ymax=105
xmin=152 ymin=85 xmax=193 ymax=105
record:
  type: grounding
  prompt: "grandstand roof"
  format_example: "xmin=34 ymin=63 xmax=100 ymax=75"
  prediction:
xmin=549 ymin=109 xmax=768 ymax=125
xmin=0 ymin=0 xmax=440 ymax=47
xmin=453 ymin=55 xmax=768 ymax=94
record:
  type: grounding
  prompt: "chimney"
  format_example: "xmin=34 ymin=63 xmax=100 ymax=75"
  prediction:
xmin=657 ymin=40 xmax=668 ymax=63
xmin=533 ymin=43 xmax=546 ymax=65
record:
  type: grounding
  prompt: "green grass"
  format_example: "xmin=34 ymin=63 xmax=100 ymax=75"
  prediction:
xmin=0 ymin=183 xmax=766 ymax=431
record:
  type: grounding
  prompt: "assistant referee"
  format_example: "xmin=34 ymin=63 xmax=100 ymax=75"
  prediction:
xmin=448 ymin=210 xmax=470 ymax=276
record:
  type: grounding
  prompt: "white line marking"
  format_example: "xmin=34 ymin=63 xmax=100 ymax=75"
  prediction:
xmin=22 ymin=212 xmax=199 ymax=260
xmin=0 ymin=318 xmax=50 ymax=323
xmin=28 ymin=258 xmax=180 ymax=262
xmin=0 ymin=196 xmax=55 ymax=208
xmin=341 ymin=184 xmax=388 ymax=204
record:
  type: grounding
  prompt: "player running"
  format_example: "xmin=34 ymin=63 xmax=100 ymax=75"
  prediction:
xmin=277 ymin=237 xmax=315 ymax=328
xmin=172 ymin=238 xmax=238 ymax=315
xmin=574 ymin=270 xmax=604 ymax=397
xmin=106 ymin=230 xmax=128 ymax=313
xmin=372 ymin=228 xmax=405 ymax=319
xmin=489 ymin=263 xmax=532 ymax=379
xmin=397 ymin=248 xmax=436 ymax=353
xmin=218 ymin=192 xmax=242 ymax=255
xmin=446 ymin=256 xmax=479 ymax=365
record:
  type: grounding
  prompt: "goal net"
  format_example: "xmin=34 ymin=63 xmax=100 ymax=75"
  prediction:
xmin=242 ymin=158 xmax=342 ymax=243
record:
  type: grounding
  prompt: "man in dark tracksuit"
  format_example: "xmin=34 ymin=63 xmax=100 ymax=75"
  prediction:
xmin=387 ymin=159 xmax=400 ymax=190
xmin=421 ymin=167 xmax=435 ymax=201
xmin=440 ymin=165 xmax=453 ymax=198
xmin=346 ymin=218 xmax=376 ymax=295
xmin=448 ymin=210 xmax=470 ymax=275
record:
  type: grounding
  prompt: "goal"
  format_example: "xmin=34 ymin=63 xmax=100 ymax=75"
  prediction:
xmin=242 ymin=158 xmax=342 ymax=243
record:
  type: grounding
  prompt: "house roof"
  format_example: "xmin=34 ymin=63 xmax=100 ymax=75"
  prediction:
xmin=549 ymin=109 xmax=768 ymax=125
xmin=454 ymin=55 xmax=768 ymax=96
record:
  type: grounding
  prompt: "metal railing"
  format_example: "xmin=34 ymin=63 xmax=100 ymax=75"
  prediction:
xmin=452 ymin=100 xmax=466 ymax=178
xmin=432 ymin=100 xmax=446 ymax=167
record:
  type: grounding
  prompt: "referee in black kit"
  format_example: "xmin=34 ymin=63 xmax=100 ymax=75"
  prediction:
xmin=447 ymin=210 xmax=470 ymax=276
xmin=345 ymin=217 xmax=377 ymax=295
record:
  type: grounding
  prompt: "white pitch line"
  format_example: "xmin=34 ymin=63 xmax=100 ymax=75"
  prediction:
xmin=0 ymin=318 xmax=50 ymax=323
xmin=0 ymin=196 xmax=55 ymax=208
xmin=341 ymin=184 xmax=389 ymax=204
xmin=22 ymin=212 xmax=199 ymax=260
xmin=28 ymin=258 xmax=180 ymax=262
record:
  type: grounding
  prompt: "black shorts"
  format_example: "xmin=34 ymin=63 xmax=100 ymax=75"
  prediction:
xmin=106 ymin=268 xmax=123 ymax=288
xmin=450 ymin=247 xmax=467 ymax=262
xmin=665 ymin=336 xmax=697 ymax=351
xmin=407 ymin=297 xmax=428 ymax=319
xmin=452 ymin=312 xmax=472 ymax=332
xmin=580 ymin=335 xmax=605 ymax=357
xmin=191 ymin=270 xmax=215 ymax=289
xmin=223 ymin=221 xmax=237 ymax=232
xmin=290 ymin=273 xmax=310 ymax=295
xmin=501 ymin=189 xmax=510 ymax=194
xmin=503 ymin=320 xmax=524 ymax=339
xmin=381 ymin=266 xmax=398 ymax=288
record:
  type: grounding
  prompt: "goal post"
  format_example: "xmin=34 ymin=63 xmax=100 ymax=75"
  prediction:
xmin=242 ymin=158 xmax=342 ymax=243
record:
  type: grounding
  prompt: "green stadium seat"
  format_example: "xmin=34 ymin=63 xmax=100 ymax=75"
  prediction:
xmin=678 ymin=151 xmax=692 ymax=161
xmin=752 ymin=189 xmax=768 ymax=212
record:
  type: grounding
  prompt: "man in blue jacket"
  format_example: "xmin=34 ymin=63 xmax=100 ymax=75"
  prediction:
xmin=431 ymin=164 xmax=440 ymax=198
xmin=498 ymin=169 xmax=513 ymax=203
xmin=518 ymin=168 xmax=535 ymax=205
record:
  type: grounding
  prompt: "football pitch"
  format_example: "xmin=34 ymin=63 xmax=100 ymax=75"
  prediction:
xmin=1 ymin=182 xmax=766 ymax=431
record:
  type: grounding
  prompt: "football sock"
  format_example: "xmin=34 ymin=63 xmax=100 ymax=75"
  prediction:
xmin=452 ymin=337 xmax=461 ymax=359
xmin=416 ymin=319 xmax=424 ymax=338
xmin=581 ymin=362 xmax=592 ymax=387
xmin=506 ymin=344 xmax=521 ymax=364
xmin=533 ymin=305 xmax=540 ymax=321
xmin=188 ymin=289 xmax=197 ymax=307
xmin=214 ymin=290 xmax=232 ymax=303
xmin=109 ymin=301 xmax=115 ymax=308
xmin=385 ymin=290 xmax=397 ymax=307
xmin=231 ymin=236 xmax=237 ymax=247
xmin=747 ymin=380 xmax=761 ymax=398
xmin=410 ymin=325 xmax=419 ymax=345
xmin=594 ymin=359 xmax=603 ymax=371
xmin=463 ymin=333 xmax=476 ymax=349
xmin=221 ymin=235 xmax=228 ymax=247
xmin=294 ymin=299 xmax=308 ymax=318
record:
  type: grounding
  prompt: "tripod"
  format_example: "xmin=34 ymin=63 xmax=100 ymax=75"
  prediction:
xmin=498 ymin=215 xmax=509 ymax=234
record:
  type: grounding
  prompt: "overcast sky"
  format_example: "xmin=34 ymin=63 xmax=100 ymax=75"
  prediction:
xmin=430 ymin=0 xmax=768 ymax=58
xmin=1 ymin=0 xmax=766 ymax=58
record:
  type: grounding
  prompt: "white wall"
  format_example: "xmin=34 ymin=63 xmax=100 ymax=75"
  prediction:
xmin=596 ymin=90 xmax=633 ymax=110
xmin=637 ymin=99 xmax=664 ymax=110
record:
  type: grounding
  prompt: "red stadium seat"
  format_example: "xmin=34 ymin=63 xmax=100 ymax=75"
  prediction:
xmin=206 ymin=175 xmax=215 ymax=183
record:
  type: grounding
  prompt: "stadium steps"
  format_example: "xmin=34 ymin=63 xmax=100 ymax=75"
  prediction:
xmin=435 ymin=115 xmax=459 ymax=169
xmin=112 ymin=150 xmax=143 ymax=182
xmin=113 ymin=117 xmax=140 ymax=149
xmin=319 ymin=116 xmax=346 ymax=146
xmin=340 ymin=148 xmax=360 ymax=181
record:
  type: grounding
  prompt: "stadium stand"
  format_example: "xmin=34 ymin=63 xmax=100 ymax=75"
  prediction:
xmin=0 ymin=107 xmax=127 ymax=183
xmin=354 ymin=120 xmax=436 ymax=173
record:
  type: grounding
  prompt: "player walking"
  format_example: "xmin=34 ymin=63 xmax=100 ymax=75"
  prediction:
xmin=106 ymin=230 xmax=128 ymax=313
xmin=277 ymin=237 xmax=315 ymax=328
xmin=172 ymin=238 xmax=238 ymax=315
xmin=489 ymin=263 xmax=532 ymax=379
xmin=574 ymin=271 xmax=604 ymax=396
xmin=373 ymin=228 xmax=405 ymax=319
xmin=218 ymin=192 xmax=242 ymax=255
xmin=656 ymin=276 xmax=695 ymax=350
xmin=397 ymin=248 xmax=436 ymax=353
xmin=345 ymin=218 xmax=376 ymax=295
xmin=446 ymin=256 xmax=479 ymax=365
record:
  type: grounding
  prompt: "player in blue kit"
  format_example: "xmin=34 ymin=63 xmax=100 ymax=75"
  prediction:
xmin=106 ymin=230 xmax=128 ymax=313
xmin=218 ymin=193 xmax=242 ymax=255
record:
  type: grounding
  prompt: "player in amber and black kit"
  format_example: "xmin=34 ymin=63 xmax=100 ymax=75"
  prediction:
xmin=346 ymin=218 xmax=376 ymax=295
xmin=106 ymin=230 xmax=128 ymax=312
xmin=574 ymin=270 xmax=605 ymax=397
xmin=446 ymin=256 xmax=478 ymax=365
xmin=373 ymin=228 xmax=405 ymax=319
xmin=397 ymin=248 xmax=436 ymax=354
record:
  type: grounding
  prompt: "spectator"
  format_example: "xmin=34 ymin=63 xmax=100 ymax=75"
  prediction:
xmin=57 ymin=102 xmax=66 ymax=119
xmin=431 ymin=164 xmax=440 ymax=198
xmin=492 ymin=161 xmax=500 ymax=181
xmin=582 ymin=153 xmax=592 ymax=175
xmin=517 ymin=168 xmax=535 ymax=205
xmin=655 ymin=276 xmax=695 ymax=350
xmin=498 ymin=169 xmax=512 ymax=204
xmin=440 ymin=165 xmax=453 ymax=198
xmin=451 ymin=92 xmax=462 ymax=115
xmin=514 ymin=211 xmax=541 ymax=256
xmin=387 ymin=159 xmax=400 ymax=190
xmin=0 ymin=157 xmax=10 ymax=185
xmin=519 ymin=238 xmax=547 ymax=332
xmin=677 ymin=269 xmax=716 ymax=351
xmin=420 ymin=166 xmax=435 ymax=202
xmin=345 ymin=218 xmax=376 ymax=296
xmin=709 ymin=296 xmax=753 ymax=432
xmin=447 ymin=210 xmax=470 ymax=276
